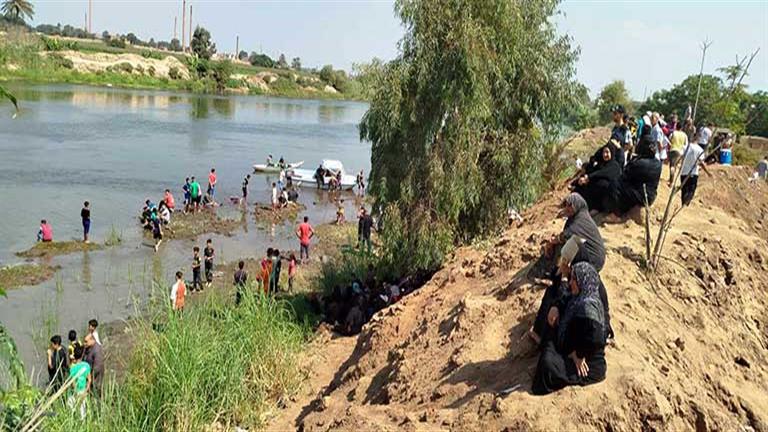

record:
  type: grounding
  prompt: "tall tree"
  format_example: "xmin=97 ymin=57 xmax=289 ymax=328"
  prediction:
xmin=595 ymin=80 xmax=633 ymax=123
xmin=360 ymin=0 xmax=578 ymax=272
xmin=291 ymin=57 xmax=301 ymax=70
xmin=191 ymin=26 xmax=216 ymax=60
xmin=238 ymin=50 xmax=248 ymax=61
xmin=277 ymin=53 xmax=287 ymax=69
xmin=1 ymin=0 xmax=34 ymax=23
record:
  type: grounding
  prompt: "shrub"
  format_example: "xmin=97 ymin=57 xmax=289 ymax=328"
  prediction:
xmin=134 ymin=64 xmax=144 ymax=75
xmin=48 ymin=52 xmax=74 ymax=69
xmin=116 ymin=62 xmax=133 ymax=74
xmin=141 ymin=50 xmax=162 ymax=60
xmin=106 ymin=37 xmax=126 ymax=49
xmin=168 ymin=66 xmax=182 ymax=80
xmin=147 ymin=65 xmax=156 ymax=77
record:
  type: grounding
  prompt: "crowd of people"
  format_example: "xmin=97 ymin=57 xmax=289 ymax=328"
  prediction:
xmin=570 ymin=105 xmax=720 ymax=216
xmin=525 ymin=104 xmax=744 ymax=395
xmin=46 ymin=320 xmax=105 ymax=419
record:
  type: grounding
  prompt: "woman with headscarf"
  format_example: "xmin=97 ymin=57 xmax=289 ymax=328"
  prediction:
xmin=573 ymin=145 xmax=622 ymax=213
xmin=608 ymin=132 xmax=663 ymax=214
xmin=544 ymin=193 xmax=606 ymax=271
xmin=532 ymin=262 xmax=608 ymax=395
xmin=531 ymin=237 xmax=613 ymax=344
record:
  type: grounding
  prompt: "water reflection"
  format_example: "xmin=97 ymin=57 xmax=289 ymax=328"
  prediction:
xmin=81 ymin=250 xmax=92 ymax=290
xmin=318 ymin=104 xmax=346 ymax=124
xmin=212 ymin=97 xmax=235 ymax=119
xmin=190 ymin=96 xmax=210 ymax=119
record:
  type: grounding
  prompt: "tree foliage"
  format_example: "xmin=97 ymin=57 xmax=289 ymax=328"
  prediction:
xmin=746 ymin=91 xmax=768 ymax=137
xmin=595 ymin=80 xmax=633 ymax=124
xmin=360 ymin=0 xmax=578 ymax=272
xmin=2 ymin=0 xmax=34 ymax=23
xmin=238 ymin=50 xmax=248 ymax=61
xmin=277 ymin=53 xmax=288 ymax=69
xmin=249 ymin=52 xmax=274 ymax=68
xmin=191 ymin=26 xmax=216 ymax=60
xmin=291 ymin=57 xmax=301 ymax=70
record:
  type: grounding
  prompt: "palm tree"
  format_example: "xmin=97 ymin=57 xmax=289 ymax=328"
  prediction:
xmin=0 ymin=84 xmax=18 ymax=111
xmin=1 ymin=0 xmax=35 ymax=23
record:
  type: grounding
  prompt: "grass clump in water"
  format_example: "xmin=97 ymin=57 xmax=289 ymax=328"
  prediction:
xmin=43 ymin=286 xmax=307 ymax=431
xmin=104 ymin=225 xmax=123 ymax=246
xmin=163 ymin=210 xmax=241 ymax=240
xmin=0 ymin=263 xmax=60 ymax=289
xmin=15 ymin=241 xmax=103 ymax=258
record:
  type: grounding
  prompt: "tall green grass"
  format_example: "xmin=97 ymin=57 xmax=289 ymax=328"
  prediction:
xmin=41 ymin=285 xmax=307 ymax=431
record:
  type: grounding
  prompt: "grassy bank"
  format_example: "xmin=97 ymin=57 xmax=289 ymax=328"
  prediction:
xmin=38 ymin=287 xmax=306 ymax=431
xmin=0 ymin=29 xmax=364 ymax=101
xmin=16 ymin=241 xmax=103 ymax=259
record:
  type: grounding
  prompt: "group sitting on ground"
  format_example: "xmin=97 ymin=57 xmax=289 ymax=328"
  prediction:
xmin=322 ymin=266 xmax=433 ymax=336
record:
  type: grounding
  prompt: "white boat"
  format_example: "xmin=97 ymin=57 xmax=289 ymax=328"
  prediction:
xmin=252 ymin=160 xmax=304 ymax=173
xmin=291 ymin=159 xmax=357 ymax=191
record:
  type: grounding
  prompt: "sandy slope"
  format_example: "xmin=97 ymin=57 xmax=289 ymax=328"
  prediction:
xmin=271 ymin=165 xmax=768 ymax=432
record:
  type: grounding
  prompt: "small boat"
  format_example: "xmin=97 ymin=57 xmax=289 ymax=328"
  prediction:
xmin=252 ymin=160 xmax=304 ymax=173
xmin=291 ymin=159 xmax=357 ymax=191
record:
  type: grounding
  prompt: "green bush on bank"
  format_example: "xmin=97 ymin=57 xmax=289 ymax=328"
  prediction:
xmin=43 ymin=285 xmax=307 ymax=431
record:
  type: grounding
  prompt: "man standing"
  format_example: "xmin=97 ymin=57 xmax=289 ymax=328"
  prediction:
xmin=242 ymin=174 xmax=251 ymax=203
xmin=296 ymin=216 xmax=314 ymax=262
xmin=650 ymin=112 xmax=665 ymax=161
xmin=81 ymin=201 xmax=91 ymax=243
xmin=358 ymin=207 xmax=374 ymax=253
xmin=189 ymin=176 xmax=202 ymax=212
xmin=609 ymin=105 xmax=630 ymax=166
xmin=47 ymin=335 xmax=69 ymax=391
xmin=697 ymin=122 xmax=714 ymax=153
xmin=234 ymin=261 xmax=248 ymax=305
xmin=84 ymin=334 xmax=104 ymax=398
xmin=207 ymin=168 xmax=217 ymax=201
xmin=668 ymin=122 xmax=689 ymax=185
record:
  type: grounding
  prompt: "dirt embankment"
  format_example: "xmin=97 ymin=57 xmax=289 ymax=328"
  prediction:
xmin=52 ymin=50 xmax=191 ymax=80
xmin=270 ymin=165 xmax=768 ymax=432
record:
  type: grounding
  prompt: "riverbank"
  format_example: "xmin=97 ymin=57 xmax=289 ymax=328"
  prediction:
xmin=0 ymin=29 xmax=364 ymax=101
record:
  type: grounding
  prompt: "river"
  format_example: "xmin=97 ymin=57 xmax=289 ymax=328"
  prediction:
xmin=0 ymin=83 xmax=370 ymax=382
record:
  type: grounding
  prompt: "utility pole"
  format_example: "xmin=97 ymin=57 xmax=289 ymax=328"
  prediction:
xmin=181 ymin=0 xmax=186 ymax=50
xmin=188 ymin=4 xmax=193 ymax=52
xmin=173 ymin=16 xmax=177 ymax=40
xmin=693 ymin=38 xmax=713 ymax=122
xmin=236 ymin=35 xmax=239 ymax=59
xmin=88 ymin=0 xmax=92 ymax=33
xmin=84 ymin=12 xmax=87 ymax=32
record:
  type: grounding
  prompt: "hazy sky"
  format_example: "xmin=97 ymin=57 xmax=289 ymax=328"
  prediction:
xmin=31 ymin=1 xmax=767 ymax=99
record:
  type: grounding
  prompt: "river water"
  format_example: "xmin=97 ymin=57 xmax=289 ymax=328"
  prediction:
xmin=0 ymin=83 xmax=370 ymax=382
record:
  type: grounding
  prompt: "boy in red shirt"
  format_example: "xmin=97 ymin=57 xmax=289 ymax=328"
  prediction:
xmin=295 ymin=216 xmax=314 ymax=263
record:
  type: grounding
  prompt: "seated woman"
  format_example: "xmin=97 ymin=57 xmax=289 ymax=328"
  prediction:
xmin=573 ymin=145 xmax=622 ymax=213
xmin=158 ymin=201 xmax=171 ymax=225
xmin=610 ymin=132 xmax=662 ymax=214
xmin=532 ymin=262 xmax=607 ymax=395
xmin=531 ymin=236 xmax=614 ymax=344
xmin=543 ymin=193 xmax=606 ymax=272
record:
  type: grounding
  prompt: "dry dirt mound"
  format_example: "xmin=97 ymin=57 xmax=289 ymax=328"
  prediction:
xmin=54 ymin=50 xmax=191 ymax=80
xmin=284 ymin=165 xmax=768 ymax=432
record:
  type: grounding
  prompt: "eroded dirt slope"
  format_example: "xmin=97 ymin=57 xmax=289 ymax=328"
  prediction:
xmin=281 ymin=166 xmax=768 ymax=432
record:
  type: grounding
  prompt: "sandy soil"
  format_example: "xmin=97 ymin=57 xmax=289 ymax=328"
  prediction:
xmin=54 ymin=50 xmax=191 ymax=80
xmin=269 ymin=165 xmax=768 ymax=431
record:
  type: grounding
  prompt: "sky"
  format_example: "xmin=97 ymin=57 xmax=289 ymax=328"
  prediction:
xmin=31 ymin=0 xmax=768 ymax=100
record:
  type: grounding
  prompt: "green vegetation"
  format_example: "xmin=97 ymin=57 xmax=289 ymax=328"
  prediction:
xmin=361 ymin=0 xmax=578 ymax=273
xmin=190 ymin=26 xmax=215 ymax=60
xmin=0 ymin=263 xmax=59 ymax=290
xmin=105 ymin=225 xmax=123 ymax=247
xmin=595 ymin=80 xmax=634 ymax=124
xmin=4 ymin=287 xmax=307 ymax=431
xmin=1 ymin=0 xmax=34 ymax=23
xmin=16 ymin=241 xmax=104 ymax=258
xmin=163 ymin=210 xmax=241 ymax=240
xmin=639 ymin=61 xmax=766 ymax=136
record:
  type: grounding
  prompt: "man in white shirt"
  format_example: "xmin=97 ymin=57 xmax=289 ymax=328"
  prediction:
xmin=697 ymin=122 xmax=714 ymax=151
xmin=680 ymin=141 xmax=711 ymax=206
xmin=650 ymin=113 xmax=665 ymax=160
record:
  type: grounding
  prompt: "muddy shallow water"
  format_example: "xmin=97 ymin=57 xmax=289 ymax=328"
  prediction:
xmin=0 ymin=84 xmax=370 ymax=383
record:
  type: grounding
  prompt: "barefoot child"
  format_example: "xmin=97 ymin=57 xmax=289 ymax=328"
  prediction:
xmin=170 ymin=271 xmax=186 ymax=312
xmin=81 ymin=201 xmax=91 ymax=243
xmin=288 ymin=253 xmax=297 ymax=292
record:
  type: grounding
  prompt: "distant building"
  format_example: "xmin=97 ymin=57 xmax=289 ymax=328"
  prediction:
xmin=213 ymin=52 xmax=236 ymax=61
